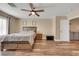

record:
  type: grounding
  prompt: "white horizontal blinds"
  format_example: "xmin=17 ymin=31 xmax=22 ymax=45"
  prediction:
xmin=0 ymin=16 xmax=8 ymax=35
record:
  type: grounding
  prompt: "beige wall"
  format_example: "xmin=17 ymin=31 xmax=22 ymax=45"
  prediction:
xmin=10 ymin=17 xmax=20 ymax=33
xmin=20 ymin=19 xmax=53 ymax=39
xmin=52 ymin=16 xmax=56 ymax=40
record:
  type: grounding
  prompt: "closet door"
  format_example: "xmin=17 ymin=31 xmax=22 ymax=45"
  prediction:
xmin=70 ymin=32 xmax=79 ymax=40
xmin=74 ymin=32 xmax=79 ymax=40
xmin=70 ymin=32 xmax=74 ymax=40
xmin=76 ymin=32 xmax=79 ymax=40
xmin=60 ymin=20 xmax=69 ymax=41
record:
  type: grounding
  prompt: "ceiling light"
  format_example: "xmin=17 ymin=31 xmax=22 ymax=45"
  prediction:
xmin=31 ymin=12 xmax=35 ymax=15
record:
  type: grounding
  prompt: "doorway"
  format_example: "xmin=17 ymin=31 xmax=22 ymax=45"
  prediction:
xmin=70 ymin=18 xmax=79 ymax=41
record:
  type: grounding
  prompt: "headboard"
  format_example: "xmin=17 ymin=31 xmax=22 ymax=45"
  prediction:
xmin=23 ymin=27 xmax=37 ymax=33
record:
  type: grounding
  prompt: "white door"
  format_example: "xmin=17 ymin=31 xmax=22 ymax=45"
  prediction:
xmin=60 ymin=20 xmax=69 ymax=41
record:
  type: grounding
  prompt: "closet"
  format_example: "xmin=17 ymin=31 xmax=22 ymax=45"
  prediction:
xmin=70 ymin=32 xmax=79 ymax=40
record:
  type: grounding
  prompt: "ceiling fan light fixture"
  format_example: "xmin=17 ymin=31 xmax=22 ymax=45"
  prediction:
xmin=31 ymin=12 xmax=35 ymax=15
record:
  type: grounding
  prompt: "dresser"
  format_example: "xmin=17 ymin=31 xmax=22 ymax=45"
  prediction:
xmin=36 ymin=33 xmax=42 ymax=40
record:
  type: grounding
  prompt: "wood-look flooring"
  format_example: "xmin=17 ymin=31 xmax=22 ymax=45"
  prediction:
xmin=1 ymin=40 xmax=79 ymax=56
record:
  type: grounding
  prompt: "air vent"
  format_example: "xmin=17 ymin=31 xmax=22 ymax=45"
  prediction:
xmin=8 ymin=3 xmax=16 ymax=7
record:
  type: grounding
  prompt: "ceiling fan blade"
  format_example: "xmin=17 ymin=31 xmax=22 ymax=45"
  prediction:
xmin=35 ymin=10 xmax=44 ymax=12
xmin=29 ymin=13 xmax=32 ymax=16
xmin=29 ymin=3 xmax=34 ymax=9
xmin=35 ymin=12 xmax=40 ymax=17
xmin=21 ymin=9 xmax=30 ymax=11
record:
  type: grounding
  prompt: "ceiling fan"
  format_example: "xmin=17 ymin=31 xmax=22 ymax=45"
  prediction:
xmin=21 ymin=3 xmax=44 ymax=17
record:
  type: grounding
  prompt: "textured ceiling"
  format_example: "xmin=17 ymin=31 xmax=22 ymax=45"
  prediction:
xmin=0 ymin=3 xmax=79 ymax=19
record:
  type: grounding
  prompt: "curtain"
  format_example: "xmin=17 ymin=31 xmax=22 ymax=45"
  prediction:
xmin=0 ymin=16 xmax=8 ymax=35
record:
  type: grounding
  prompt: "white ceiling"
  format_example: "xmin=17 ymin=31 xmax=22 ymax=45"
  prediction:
xmin=0 ymin=3 xmax=79 ymax=19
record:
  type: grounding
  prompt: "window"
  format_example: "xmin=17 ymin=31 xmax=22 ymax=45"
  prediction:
xmin=0 ymin=16 xmax=8 ymax=35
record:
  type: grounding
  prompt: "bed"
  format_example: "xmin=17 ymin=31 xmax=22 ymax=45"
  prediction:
xmin=0 ymin=27 xmax=37 ymax=51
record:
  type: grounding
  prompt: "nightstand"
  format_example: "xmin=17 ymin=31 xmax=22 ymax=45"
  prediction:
xmin=36 ymin=33 xmax=42 ymax=40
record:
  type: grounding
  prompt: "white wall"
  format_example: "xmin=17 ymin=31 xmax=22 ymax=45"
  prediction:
xmin=67 ymin=8 xmax=79 ymax=20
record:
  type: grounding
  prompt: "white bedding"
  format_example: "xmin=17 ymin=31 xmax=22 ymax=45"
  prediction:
xmin=0 ymin=31 xmax=36 ymax=46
